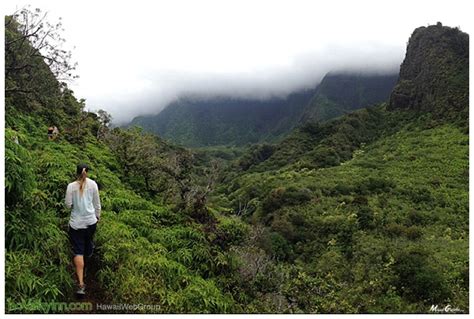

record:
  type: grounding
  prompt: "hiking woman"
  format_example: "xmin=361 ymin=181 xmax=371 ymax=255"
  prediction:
xmin=65 ymin=163 xmax=101 ymax=296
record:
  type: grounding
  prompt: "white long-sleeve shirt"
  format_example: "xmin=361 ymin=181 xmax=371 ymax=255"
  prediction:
xmin=65 ymin=178 xmax=101 ymax=229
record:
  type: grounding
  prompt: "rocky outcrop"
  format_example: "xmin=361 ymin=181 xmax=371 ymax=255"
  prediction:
xmin=389 ymin=22 xmax=469 ymax=121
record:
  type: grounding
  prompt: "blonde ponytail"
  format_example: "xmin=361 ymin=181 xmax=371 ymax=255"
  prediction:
xmin=78 ymin=167 xmax=87 ymax=195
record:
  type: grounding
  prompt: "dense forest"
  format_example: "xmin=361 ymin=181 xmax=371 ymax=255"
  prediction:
xmin=128 ymin=73 xmax=397 ymax=147
xmin=4 ymin=9 xmax=469 ymax=314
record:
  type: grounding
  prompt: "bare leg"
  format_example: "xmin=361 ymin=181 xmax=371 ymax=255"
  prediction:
xmin=73 ymin=255 xmax=85 ymax=286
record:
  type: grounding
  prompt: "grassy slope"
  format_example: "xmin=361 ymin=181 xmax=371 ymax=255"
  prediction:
xmin=5 ymin=114 xmax=242 ymax=313
xmin=217 ymin=113 xmax=469 ymax=312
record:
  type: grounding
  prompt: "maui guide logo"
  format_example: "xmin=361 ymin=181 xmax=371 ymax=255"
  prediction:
xmin=429 ymin=304 xmax=463 ymax=313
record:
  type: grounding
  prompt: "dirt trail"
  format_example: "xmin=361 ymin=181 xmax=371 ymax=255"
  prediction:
xmin=69 ymin=249 xmax=109 ymax=313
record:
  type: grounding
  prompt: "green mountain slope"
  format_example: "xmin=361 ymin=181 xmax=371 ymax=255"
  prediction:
xmin=128 ymin=73 xmax=397 ymax=147
xmin=301 ymin=72 xmax=398 ymax=122
xmin=212 ymin=23 xmax=469 ymax=312
xmin=217 ymin=117 xmax=468 ymax=312
xmin=128 ymin=89 xmax=316 ymax=147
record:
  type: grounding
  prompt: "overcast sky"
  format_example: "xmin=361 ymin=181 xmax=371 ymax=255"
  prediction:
xmin=4 ymin=0 xmax=473 ymax=123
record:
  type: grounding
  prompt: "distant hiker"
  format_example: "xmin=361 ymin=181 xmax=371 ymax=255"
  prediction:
xmin=48 ymin=127 xmax=54 ymax=139
xmin=48 ymin=126 xmax=59 ymax=140
xmin=53 ymin=126 xmax=59 ymax=138
xmin=65 ymin=163 xmax=101 ymax=297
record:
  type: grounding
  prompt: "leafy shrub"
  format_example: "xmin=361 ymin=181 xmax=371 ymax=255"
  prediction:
xmin=356 ymin=177 xmax=395 ymax=194
xmin=407 ymin=209 xmax=429 ymax=226
xmin=238 ymin=144 xmax=275 ymax=171
xmin=5 ymin=128 xmax=36 ymax=208
xmin=109 ymin=197 xmax=132 ymax=213
xmin=268 ymin=232 xmax=293 ymax=261
xmin=270 ymin=214 xmax=296 ymax=242
xmin=214 ymin=216 xmax=251 ymax=248
xmin=357 ymin=206 xmax=375 ymax=229
xmin=385 ymin=223 xmax=423 ymax=240
xmin=261 ymin=187 xmax=312 ymax=218
xmin=404 ymin=226 xmax=423 ymax=240
xmin=309 ymin=145 xmax=341 ymax=167
xmin=393 ymin=248 xmax=450 ymax=303
xmin=385 ymin=223 xmax=406 ymax=237
xmin=407 ymin=186 xmax=434 ymax=204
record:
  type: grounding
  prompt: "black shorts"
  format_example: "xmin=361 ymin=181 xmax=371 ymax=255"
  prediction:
xmin=69 ymin=222 xmax=97 ymax=257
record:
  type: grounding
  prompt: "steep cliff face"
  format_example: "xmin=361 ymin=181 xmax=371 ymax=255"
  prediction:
xmin=301 ymin=72 xmax=398 ymax=123
xmin=389 ymin=23 xmax=469 ymax=122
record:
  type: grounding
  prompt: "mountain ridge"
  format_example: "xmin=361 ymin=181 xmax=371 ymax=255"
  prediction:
xmin=128 ymin=72 xmax=398 ymax=147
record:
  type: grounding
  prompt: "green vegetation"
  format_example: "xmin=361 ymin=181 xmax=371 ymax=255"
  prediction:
xmin=301 ymin=72 xmax=398 ymax=123
xmin=217 ymin=116 xmax=468 ymax=312
xmin=128 ymin=73 xmax=397 ymax=148
xmin=128 ymin=90 xmax=315 ymax=147
xmin=4 ymin=10 xmax=469 ymax=314
xmin=5 ymin=112 xmax=244 ymax=313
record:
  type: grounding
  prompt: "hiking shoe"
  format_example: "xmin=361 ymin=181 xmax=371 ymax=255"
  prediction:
xmin=76 ymin=284 xmax=86 ymax=296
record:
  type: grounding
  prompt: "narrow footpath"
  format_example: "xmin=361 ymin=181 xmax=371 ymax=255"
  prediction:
xmin=68 ymin=248 xmax=109 ymax=314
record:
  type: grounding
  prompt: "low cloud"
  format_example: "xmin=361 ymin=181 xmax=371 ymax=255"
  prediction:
xmin=84 ymin=43 xmax=404 ymax=124
xmin=6 ymin=0 xmax=470 ymax=124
